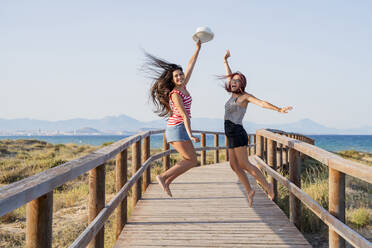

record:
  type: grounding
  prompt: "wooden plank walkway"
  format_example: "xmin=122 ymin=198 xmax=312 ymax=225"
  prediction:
xmin=115 ymin=162 xmax=311 ymax=248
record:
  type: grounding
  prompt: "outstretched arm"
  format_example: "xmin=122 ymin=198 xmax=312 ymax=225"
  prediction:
xmin=245 ymin=94 xmax=293 ymax=113
xmin=184 ymin=40 xmax=202 ymax=85
xmin=171 ymin=94 xmax=200 ymax=143
xmin=224 ymin=50 xmax=232 ymax=76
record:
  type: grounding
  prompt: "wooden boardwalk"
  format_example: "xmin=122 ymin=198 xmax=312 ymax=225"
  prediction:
xmin=115 ymin=162 xmax=311 ymax=248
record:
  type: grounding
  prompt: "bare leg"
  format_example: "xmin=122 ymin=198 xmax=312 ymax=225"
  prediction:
xmin=157 ymin=140 xmax=198 ymax=196
xmin=234 ymin=146 xmax=274 ymax=200
xmin=229 ymin=149 xmax=255 ymax=207
xmin=163 ymin=160 xmax=193 ymax=187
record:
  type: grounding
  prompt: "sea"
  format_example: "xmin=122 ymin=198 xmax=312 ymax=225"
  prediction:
xmin=1 ymin=134 xmax=372 ymax=153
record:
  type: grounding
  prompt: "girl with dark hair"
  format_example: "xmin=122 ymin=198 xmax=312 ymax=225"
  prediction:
xmin=145 ymin=40 xmax=202 ymax=197
xmin=223 ymin=50 xmax=293 ymax=207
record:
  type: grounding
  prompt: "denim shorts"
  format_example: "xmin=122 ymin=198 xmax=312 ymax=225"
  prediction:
xmin=165 ymin=123 xmax=190 ymax=143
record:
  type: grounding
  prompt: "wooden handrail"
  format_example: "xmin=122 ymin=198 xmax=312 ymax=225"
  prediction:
xmin=257 ymin=129 xmax=372 ymax=183
xmin=266 ymin=128 xmax=315 ymax=145
xmin=256 ymin=129 xmax=372 ymax=248
xmin=192 ymin=130 xmax=225 ymax=135
xmin=0 ymin=130 xmax=162 ymax=217
xmin=250 ymin=155 xmax=371 ymax=248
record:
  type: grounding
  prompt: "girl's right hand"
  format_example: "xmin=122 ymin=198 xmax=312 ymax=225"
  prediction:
xmin=224 ymin=50 xmax=231 ymax=61
xmin=279 ymin=106 xmax=293 ymax=113
xmin=191 ymin=136 xmax=200 ymax=143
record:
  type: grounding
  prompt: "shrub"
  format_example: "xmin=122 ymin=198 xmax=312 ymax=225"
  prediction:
xmin=338 ymin=150 xmax=363 ymax=160
xmin=0 ymin=231 xmax=25 ymax=247
xmin=102 ymin=141 xmax=114 ymax=147
xmin=54 ymin=143 xmax=65 ymax=150
xmin=347 ymin=208 xmax=371 ymax=228
xmin=51 ymin=159 xmax=67 ymax=168
xmin=0 ymin=147 xmax=10 ymax=155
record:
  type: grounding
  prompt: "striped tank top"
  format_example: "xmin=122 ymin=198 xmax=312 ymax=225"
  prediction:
xmin=167 ymin=89 xmax=192 ymax=126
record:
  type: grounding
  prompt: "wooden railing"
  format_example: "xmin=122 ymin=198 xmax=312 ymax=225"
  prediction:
xmin=250 ymin=129 xmax=372 ymax=248
xmin=3 ymin=128 xmax=369 ymax=248
xmin=0 ymin=129 xmax=243 ymax=248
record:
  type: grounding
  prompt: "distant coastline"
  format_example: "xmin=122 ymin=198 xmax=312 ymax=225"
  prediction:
xmin=1 ymin=134 xmax=372 ymax=153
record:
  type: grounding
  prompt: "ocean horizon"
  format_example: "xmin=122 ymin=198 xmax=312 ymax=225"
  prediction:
xmin=1 ymin=134 xmax=372 ymax=153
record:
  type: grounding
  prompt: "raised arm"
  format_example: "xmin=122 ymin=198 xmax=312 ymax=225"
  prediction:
xmin=184 ymin=40 xmax=202 ymax=85
xmin=171 ymin=93 xmax=200 ymax=143
xmin=224 ymin=50 xmax=232 ymax=76
xmin=244 ymin=94 xmax=293 ymax=113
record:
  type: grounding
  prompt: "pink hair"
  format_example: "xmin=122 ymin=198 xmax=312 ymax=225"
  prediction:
xmin=224 ymin=71 xmax=247 ymax=94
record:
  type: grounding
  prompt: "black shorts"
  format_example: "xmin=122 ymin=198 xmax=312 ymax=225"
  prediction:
xmin=224 ymin=120 xmax=248 ymax=149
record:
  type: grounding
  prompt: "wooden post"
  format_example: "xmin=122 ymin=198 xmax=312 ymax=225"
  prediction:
xmin=225 ymin=135 xmax=229 ymax=161
xmin=264 ymin=138 xmax=268 ymax=162
xmin=26 ymin=192 xmax=53 ymax=248
xmin=267 ymin=139 xmax=277 ymax=202
xmin=282 ymin=147 xmax=288 ymax=174
xmin=253 ymin=135 xmax=256 ymax=154
xmin=132 ymin=140 xmax=141 ymax=209
xmin=201 ymin=133 xmax=206 ymax=165
xmin=283 ymin=133 xmax=289 ymax=173
xmin=142 ymin=136 xmax=150 ymax=191
xmin=256 ymin=135 xmax=263 ymax=158
xmin=163 ymin=133 xmax=170 ymax=170
xmin=115 ymin=150 xmax=127 ymax=240
xmin=289 ymin=148 xmax=301 ymax=229
xmin=214 ymin=134 xmax=219 ymax=163
xmin=329 ymin=168 xmax=346 ymax=248
xmin=247 ymin=135 xmax=251 ymax=156
xmin=277 ymin=143 xmax=283 ymax=170
xmin=88 ymin=164 xmax=105 ymax=248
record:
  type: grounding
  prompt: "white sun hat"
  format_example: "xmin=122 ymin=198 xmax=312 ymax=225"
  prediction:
xmin=192 ymin=26 xmax=214 ymax=43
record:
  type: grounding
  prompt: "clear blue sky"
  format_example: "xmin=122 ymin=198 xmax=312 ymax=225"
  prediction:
xmin=1 ymin=1 xmax=371 ymax=129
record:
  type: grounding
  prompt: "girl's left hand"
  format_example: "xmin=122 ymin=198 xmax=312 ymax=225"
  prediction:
xmin=279 ymin=106 xmax=293 ymax=113
xmin=196 ymin=39 xmax=201 ymax=50
xmin=191 ymin=136 xmax=200 ymax=143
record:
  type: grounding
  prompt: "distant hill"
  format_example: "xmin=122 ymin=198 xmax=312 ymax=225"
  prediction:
xmin=0 ymin=114 xmax=142 ymax=132
xmin=0 ymin=115 xmax=371 ymax=135
xmin=242 ymin=118 xmax=338 ymax=134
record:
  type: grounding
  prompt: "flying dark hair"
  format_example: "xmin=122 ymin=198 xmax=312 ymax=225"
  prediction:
xmin=223 ymin=71 xmax=247 ymax=94
xmin=142 ymin=52 xmax=183 ymax=117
